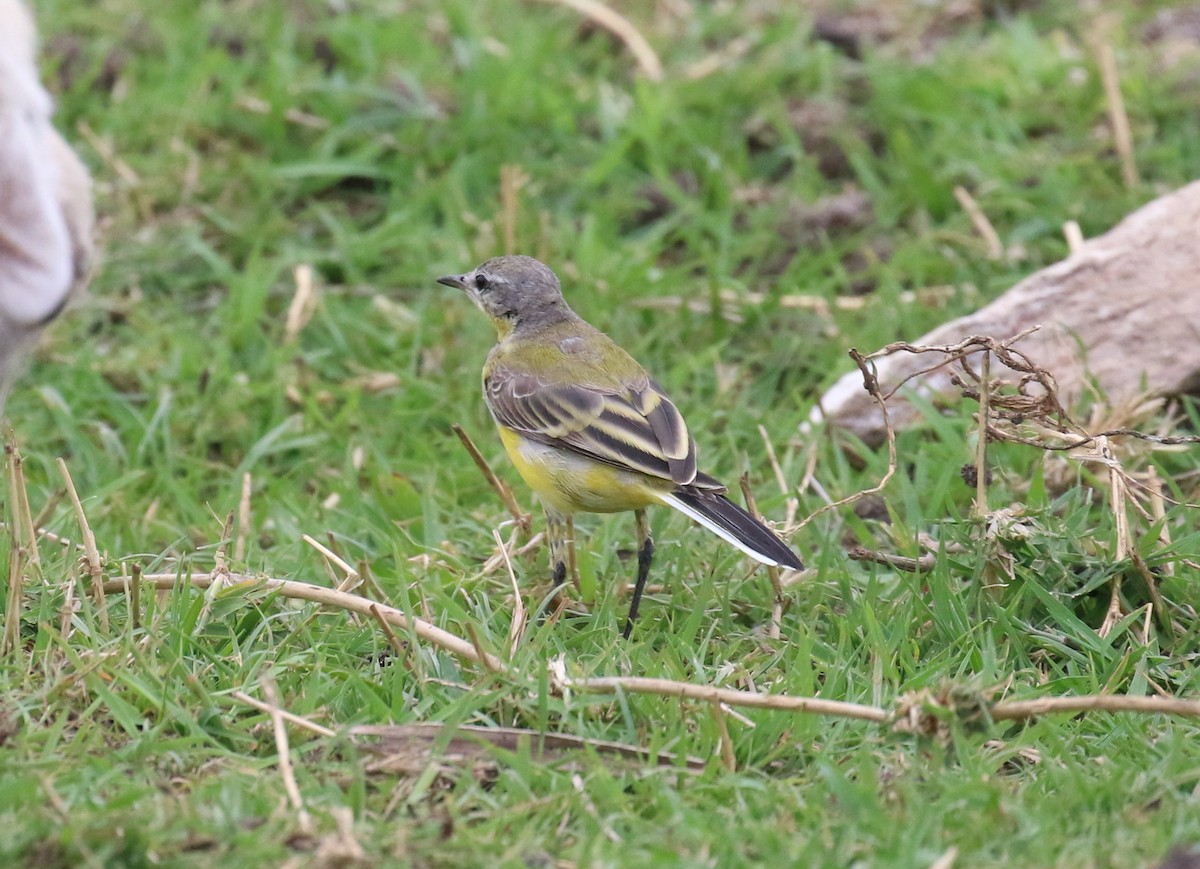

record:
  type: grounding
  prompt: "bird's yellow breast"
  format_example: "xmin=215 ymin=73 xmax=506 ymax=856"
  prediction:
xmin=497 ymin=425 xmax=665 ymax=515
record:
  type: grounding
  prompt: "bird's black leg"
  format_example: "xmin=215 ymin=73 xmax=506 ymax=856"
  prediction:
xmin=546 ymin=511 xmax=568 ymax=590
xmin=623 ymin=509 xmax=654 ymax=639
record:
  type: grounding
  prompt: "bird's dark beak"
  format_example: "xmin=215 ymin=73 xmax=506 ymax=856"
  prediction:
xmin=436 ymin=274 xmax=469 ymax=290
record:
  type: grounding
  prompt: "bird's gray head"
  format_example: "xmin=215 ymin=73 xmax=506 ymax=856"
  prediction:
xmin=437 ymin=255 xmax=574 ymax=335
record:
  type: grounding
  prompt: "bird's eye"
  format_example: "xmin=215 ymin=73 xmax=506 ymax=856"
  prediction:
xmin=474 ymin=274 xmax=490 ymax=291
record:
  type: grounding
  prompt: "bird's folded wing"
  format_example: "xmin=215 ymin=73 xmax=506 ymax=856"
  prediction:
xmin=485 ymin=366 xmax=718 ymax=488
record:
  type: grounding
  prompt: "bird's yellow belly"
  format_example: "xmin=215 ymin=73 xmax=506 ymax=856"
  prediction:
xmin=497 ymin=426 xmax=664 ymax=515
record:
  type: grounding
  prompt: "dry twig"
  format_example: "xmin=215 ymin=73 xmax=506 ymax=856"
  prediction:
xmin=1096 ymin=39 xmax=1139 ymax=188
xmin=231 ymin=690 xmax=337 ymax=738
xmin=790 ymin=348 xmax=899 ymax=535
xmin=953 ymin=186 xmax=1004 ymax=259
xmin=452 ymin=424 xmax=530 ymax=531
xmin=739 ymin=474 xmax=783 ymax=639
xmin=284 ymin=264 xmax=318 ymax=343
xmin=847 ymin=546 xmax=937 ymax=573
xmin=552 ymin=665 xmax=889 ymax=723
xmin=57 ymin=458 xmax=108 ymax=633
xmin=534 ymin=0 xmax=663 ymax=81
xmin=261 ymin=673 xmax=315 ymax=834
xmin=234 ymin=472 xmax=252 ymax=563
xmin=102 ymin=572 xmax=508 ymax=673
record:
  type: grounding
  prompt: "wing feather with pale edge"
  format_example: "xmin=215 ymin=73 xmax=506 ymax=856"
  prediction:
xmin=485 ymin=366 xmax=721 ymax=490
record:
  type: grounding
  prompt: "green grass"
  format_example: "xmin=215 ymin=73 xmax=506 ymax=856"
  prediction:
xmin=3 ymin=1 xmax=1199 ymax=866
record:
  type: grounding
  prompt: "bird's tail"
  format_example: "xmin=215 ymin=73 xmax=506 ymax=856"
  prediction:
xmin=659 ymin=488 xmax=804 ymax=570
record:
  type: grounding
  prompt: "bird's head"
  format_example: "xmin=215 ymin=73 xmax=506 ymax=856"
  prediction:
xmin=437 ymin=255 xmax=572 ymax=337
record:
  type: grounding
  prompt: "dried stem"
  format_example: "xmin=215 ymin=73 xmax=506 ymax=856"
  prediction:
xmin=848 ymin=546 xmax=937 ymax=573
xmin=234 ymin=472 xmax=252 ymax=563
xmin=3 ymin=443 xmax=28 ymax=656
xmin=368 ymin=603 xmax=408 ymax=662
xmin=1096 ymin=39 xmax=1139 ymax=188
xmin=739 ymin=473 xmax=783 ymax=639
xmin=9 ymin=444 xmax=41 ymax=572
xmin=554 ymin=670 xmax=889 ymax=723
xmin=991 ymin=694 xmax=1200 ymax=721
xmin=302 ymin=533 xmax=359 ymax=587
xmin=711 ymin=702 xmax=737 ymax=772
xmin=953 ymin=185 xmax=1004 ymax=259
xmin=534 ymin=0 xmax=663 ymax=81
xmin=494 ymin=527 xmax=526 ymax=657
xmin=499 ymin=164 xmax=529 ymax=254
xmin=214 ymin=511 xmax=234 ymax=574
xmin=231 ymin=690 xmax=337 ymax=738
xmin=261 ymin=673 xmax=315 ymax=834
xmin=284 ymin=263 xmax=318 ymax=343
xmin=1062 ymin=220 xmax=1085 ymax=253
xmin=56 ymin=458 xmax=108 ymax=633
xmin=465 ymin=622 xmax=502 ymax=675
xmin=102 ymin=572 xmax=508 ymax=674
xmin=130 ymin=563 xmax=142 ymax=631
xmin=790 ymin=348 xmax=898 ymax=534
xmin=451 ymin=424 xmax=530 ymax=531
xmin=973 ymin=349 xmax=991 ymax=518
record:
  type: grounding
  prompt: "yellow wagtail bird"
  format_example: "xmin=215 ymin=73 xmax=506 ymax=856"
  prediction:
xmin=439 ymin=255 xmax=803 ymax=637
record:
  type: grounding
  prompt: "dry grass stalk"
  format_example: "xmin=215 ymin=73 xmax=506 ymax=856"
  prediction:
xmin=234 ymin=94 xmax=330 ymax=130
xmin=494 ymin=527 xmax=527 ymax=657
xmin=1062 ymin=220 xmax=1085 ymax=253
xmin=465 ymin=622 xmax=503 ymax=675
xmin=350 ymin=722 xmax=705 ymax=770
xmin=1096 ymin=39 xmax=1139 ymax=188
xmin=232 ymin=690 xmax=337 ymax=738
xmin=302 ymin=533 xmax=360 ymax=588
xmin=1147 ymin=466 xmax=1172 ymax=577
xmin=711 ymin=701 xmax=737 ymax=772
xmin=1100 ymin=438 xmax=1130 ymax=637
xmin=104 ymin=572 xmax=509 ymax=674
xmin=451 ymin=423 xmax=530 ymax=531
xmin=551 ymin=663 xmax=890 ymax=722
xmin=481 ymin=528 xmax=545 ymax=575
xmin=3 ymin=443 xmax=32 ymax=656
xmin=555 ymin=663 xmax=1200 ymax=728
xmin=2 ymin=539 xmax=23 ymax=657
xmin=56 ymin=458 xmax=108 ymax=633
xmin=234 ymin=472 xmax=252 ymax=563
xmin=536 ymin=0 xmax=663 ymax=81
xmin=739 ymin=474 xmax=783 ymax=639
xmin=790 ymin=347 xmax=899 ymax=535
xmin=9 ymin=444 xmax=41 ymax=572
xmin=847 ymin=545 xmax=937 ymax=573
xmin=284 ymin=264 xmax=318 ymax=343
xmin=57 ymin=562 xmax=78 ymax=640
xmin=684 ymin=34 xmax=756 ymax=80
xmin=129 ymin=563 xmax=142 ymax=631
xmin=953 ymin=185 xmax=1004 ymax=259
xmin=214 ymin=510 xmax=234 ymax=575
xmin=572 ymin=772 xmax=623 ymax=843
xmin=973 ymin=349 xmax=991 ymax=518
xmin=990 ymin=693 xmax=1200 ymax=721
xmin=368 ymin=602 xmax=409 ymax=666
xmin=76 ymin=120 xmax=140 ymax=187
xmin=930 ymin=847 xmax=959 ymax=869
xmin=758 ymin=424 xmax=799 ymax=530
xmin=499 ymin=164 xmax=529 ymax=254
xmin=261 ymin=673 xmax=315 ymax=835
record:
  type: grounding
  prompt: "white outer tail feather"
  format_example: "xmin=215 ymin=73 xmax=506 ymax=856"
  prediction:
xmin=657 ymin=492 xmax=783 ymax=567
